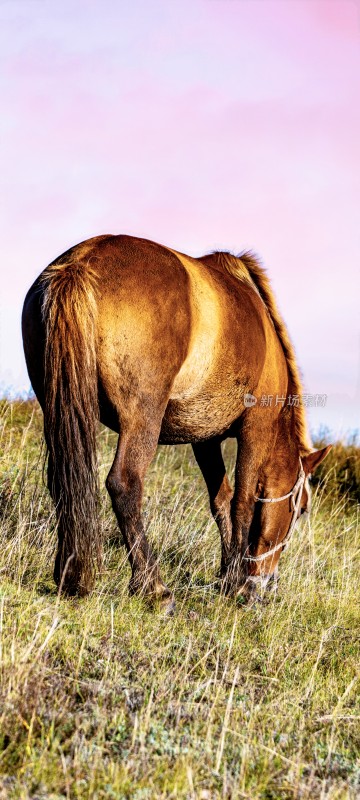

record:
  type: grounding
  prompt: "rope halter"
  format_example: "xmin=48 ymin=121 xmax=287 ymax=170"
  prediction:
xmin=244 ymin=458 xmax=306 ymax=564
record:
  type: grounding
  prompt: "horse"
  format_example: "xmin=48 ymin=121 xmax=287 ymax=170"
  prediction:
xmin=22 ymin=234 xmax=331 ymax=610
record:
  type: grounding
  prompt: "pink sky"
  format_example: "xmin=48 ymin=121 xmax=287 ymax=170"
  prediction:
xmin=1 ymin=0 xmax=359 ymax=436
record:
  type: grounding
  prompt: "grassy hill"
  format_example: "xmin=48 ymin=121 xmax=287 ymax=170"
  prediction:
xmin=0 ymin=400 xmax=359 ymax=799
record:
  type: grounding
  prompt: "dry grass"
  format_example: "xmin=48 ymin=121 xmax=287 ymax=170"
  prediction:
xmin=0 ymin=400 xmax=359 ymax=799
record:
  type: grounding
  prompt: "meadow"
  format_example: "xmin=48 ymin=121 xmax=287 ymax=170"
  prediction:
xmin=0 ymin=400 xmax=359 ymax=799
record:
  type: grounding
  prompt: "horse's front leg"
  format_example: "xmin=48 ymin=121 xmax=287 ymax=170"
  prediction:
xmin=192 ymin=439 xmax=233 ymax=576
xmin=221 ymin=427 xmax=263 ymax=599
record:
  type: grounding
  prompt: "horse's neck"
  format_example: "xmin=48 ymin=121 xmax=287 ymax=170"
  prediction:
xmin=272 ymin=408 xmax=299 ymax=472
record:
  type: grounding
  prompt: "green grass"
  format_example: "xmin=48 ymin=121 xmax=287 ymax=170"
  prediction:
xmin=0 ymin=400 xmax=359 ymax=799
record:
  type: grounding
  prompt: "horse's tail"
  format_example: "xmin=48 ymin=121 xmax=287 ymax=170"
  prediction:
xmin=41 ymin=255 xmax=101 ymax=595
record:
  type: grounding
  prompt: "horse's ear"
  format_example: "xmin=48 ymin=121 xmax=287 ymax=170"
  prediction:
xmin=301 ymin=445 xmax=332 ymax=475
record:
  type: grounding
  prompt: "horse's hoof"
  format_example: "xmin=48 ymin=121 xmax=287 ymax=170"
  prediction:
xmin=157 ymin=592 xmax=176 ymax=616
xmin=236 ymin=590 xmax=262 ymax=609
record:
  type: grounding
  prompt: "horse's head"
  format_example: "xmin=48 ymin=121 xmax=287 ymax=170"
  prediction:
xmin=240 ymin=444 xmax=332 ymax=602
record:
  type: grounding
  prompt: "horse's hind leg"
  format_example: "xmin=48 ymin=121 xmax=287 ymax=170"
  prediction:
xmin=192 ymin=439 xmax=233 ymax=576
xmin=46 ymin=451 xmax=66 ymax=589
xmin=106 ymin=416 xmax=174 ymax=612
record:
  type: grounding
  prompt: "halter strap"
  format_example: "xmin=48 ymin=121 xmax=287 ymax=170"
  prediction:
xmin=244 ymin=458 xmax=306 ymax=564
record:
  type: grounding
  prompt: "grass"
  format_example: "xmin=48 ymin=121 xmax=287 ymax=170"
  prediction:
xmin=0 ymin=399 xmax=359 ymax=799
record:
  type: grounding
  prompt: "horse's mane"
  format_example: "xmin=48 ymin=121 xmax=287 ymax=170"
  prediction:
xmin=202 ymin=250 xmax=312 ymax=455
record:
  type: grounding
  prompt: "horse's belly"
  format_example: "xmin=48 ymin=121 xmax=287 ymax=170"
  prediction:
xmin=159 ymin=385 xmax=246 ymax=443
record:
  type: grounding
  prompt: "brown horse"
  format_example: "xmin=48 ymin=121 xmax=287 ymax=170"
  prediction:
xmin=22 ymin=235 xmax=331 ymax=610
